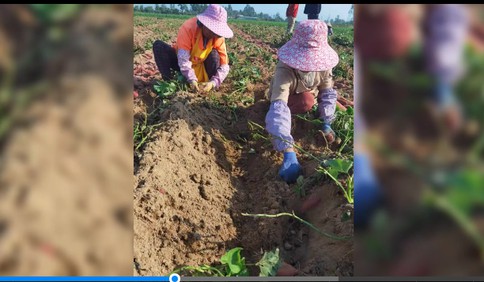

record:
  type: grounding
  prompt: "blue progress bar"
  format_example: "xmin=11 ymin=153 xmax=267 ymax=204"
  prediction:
xmin=0 ymin=277 xmax=170 ymax=282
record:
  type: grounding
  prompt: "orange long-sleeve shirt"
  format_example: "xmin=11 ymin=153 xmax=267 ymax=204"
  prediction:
xmin=174 ymin=17 xmax=229 ymax=66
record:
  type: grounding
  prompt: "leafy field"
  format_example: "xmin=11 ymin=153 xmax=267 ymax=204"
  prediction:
xmin=357 ymin=35 xmax=484 ymax=275
xmin=133 ymin=14 xmax=354 ymax=277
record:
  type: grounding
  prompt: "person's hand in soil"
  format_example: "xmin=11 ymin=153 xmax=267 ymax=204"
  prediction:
xmin=442 ymin=105 xmax=463 ymax=134
xmin=354 ymin=153 xmax=383 ymax=230
xmin=322 ymin=122 xmax=336 ymax=144
xmin=317 ymin=88 xmax=338 ymax=144
xmin=200 ymin=81 xmax=215 ymax=94
xmin=189 ymin=80 xmax=199 ymax=92
xmin=279 ymin=151 xmax=302 ymax=184
xmin=431 ymin=80 xmax=463 ymax=134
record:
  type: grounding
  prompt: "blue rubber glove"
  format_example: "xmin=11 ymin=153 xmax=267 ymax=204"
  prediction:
xmin=434 ymin=79 xmax=457 ymax=109
xmin=432 ymin=79 xmax=462 ymax=132
xmin=279 ymin=152 xmax=302 ymax=184
xmin=322 ymin=122 xmax=336 ymax=143
xmin=322 ymin=123 xmax=333 ymax=134
xmin=354 ymin=153 xmax=383 ymax=230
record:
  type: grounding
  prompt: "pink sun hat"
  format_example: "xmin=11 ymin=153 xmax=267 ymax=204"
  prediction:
xmin=278 ymin=20 xmax=339 ymax=71
xmin=197 ymin=4 xmax=234 ymax=38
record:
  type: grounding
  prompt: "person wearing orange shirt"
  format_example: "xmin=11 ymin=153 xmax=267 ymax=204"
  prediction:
xmin=153 ymin=4 xmax=233 ymax=93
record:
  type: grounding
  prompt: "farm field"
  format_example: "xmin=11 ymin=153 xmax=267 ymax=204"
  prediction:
xmin=355 ymin=25 xmax=484 ymax=276
xmin=133 ymin=14 xmax=354 ymax=277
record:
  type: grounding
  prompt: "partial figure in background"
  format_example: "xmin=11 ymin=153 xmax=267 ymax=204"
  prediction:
xmin=423 ymin=4 xmax=470 ymax=133
xmin=355 ymin=4 xmax=421 ymax=62
xmin=354 ymin=3 xmax=471 ymax=228
xmin=353 ymin=48 xmax=383 ymax=230
xmin=286 ymin=4 xmax=299 ymax=35
xmin=265 ymin=20 xmax=339 ymax=184
xmin=152 ymin=4 xmax=233 ymax=94
xmin=353 ymin=4 xmax=422 ymax=230
xmin=354 ymin=4 xmax=484 ymax=276
xmin=304 ymin=4 xmax=321 ymax=20
xmin=303 ymin=4 xmax=333 ymax=36
xmin=355 ymin=4 xmax=469 ymax=133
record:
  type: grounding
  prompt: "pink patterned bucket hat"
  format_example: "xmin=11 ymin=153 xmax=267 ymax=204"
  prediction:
xmin=278 ymin=20 xmax=339 ymax=71
xmin=197 ymin=4 xmax=234 ymax=38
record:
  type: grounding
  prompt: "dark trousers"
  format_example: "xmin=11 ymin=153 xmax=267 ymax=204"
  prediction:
xmin=153 ymin=40 xmax=220 ymax=81
xmin=307 ymin=13 xmax=319 ymax=20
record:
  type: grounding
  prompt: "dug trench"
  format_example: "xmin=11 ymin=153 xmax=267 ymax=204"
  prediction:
xmin=133 ymin=87 xmax=354 ymax=276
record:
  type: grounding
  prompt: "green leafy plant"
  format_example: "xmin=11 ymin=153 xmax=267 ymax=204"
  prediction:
xmin=321 ymin=158 xmax=353 ymax=179
xmin=133 ymin=112 xmax=161 ymax=154
xmin=295 ymin=175 xmax=307 ymax=197
xmin=256 ymin=248 xmax=282 ymax=276
xmin=171 ymin=247 xmax=249 ymax=277
xmin=228 ymin=51 xmax=238 ymax=65
xmin=153 ymin=80 xmax=177 ymax=98
xmin=153 ymin=74 xmax=187 ymax=106
xmin=30 ymin=4 xmax=82 ymax=24
xmin=318 ymin=158 xmax=354 ymax=204
xmin=332 ymin=106 xmax=354 ymax=154
xmin=220 ymin=247 xmax=249 ymax=276
xmin=370 ymin=136 xmax=484 ymax=261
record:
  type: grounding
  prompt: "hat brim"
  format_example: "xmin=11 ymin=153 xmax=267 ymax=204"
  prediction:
xmin=197 ymin=15 xmax=234 ymax=38
xmin=278 ymin=40 xmax=339 ymax=72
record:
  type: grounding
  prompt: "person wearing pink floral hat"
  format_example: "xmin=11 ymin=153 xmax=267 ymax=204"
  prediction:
xmin=265 ymin=20 xmax=339 ymax=184
xmin=152 ymin=4 xmax=233 ymax=93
